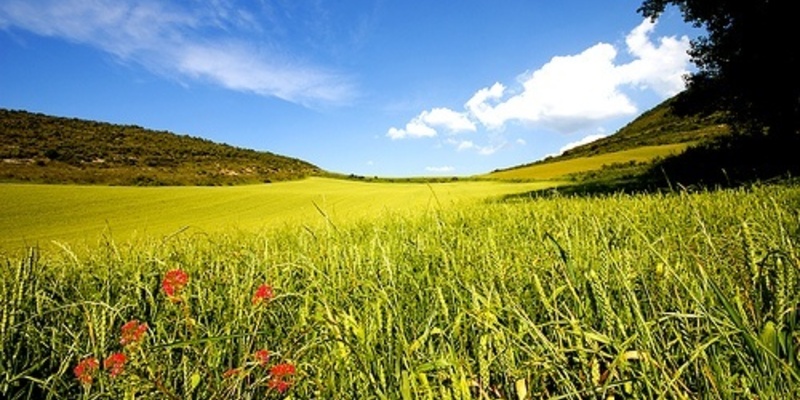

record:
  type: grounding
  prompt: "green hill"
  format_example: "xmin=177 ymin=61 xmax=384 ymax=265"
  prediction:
xmin=555 ymin=94 xmax=728 ymax=160
xmin=487 ymin=94 xmax=730 ymax=181
xmin=0 ymin=109 xmax=321 ymax=185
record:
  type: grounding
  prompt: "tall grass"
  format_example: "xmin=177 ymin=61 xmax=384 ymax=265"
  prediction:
xmin=2 ymin=184 xmax=799 ymax=398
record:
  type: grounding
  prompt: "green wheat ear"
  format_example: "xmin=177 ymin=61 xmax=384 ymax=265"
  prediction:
xmin=588 ymin=264 xmax=620 ymax=335
xmin=531 ymin=269 xmax=551 ymax=311
xmin=741 ymin=221 xmax=759 ymax=285
xmin=774 ymin=254 xmax=797 ymax=331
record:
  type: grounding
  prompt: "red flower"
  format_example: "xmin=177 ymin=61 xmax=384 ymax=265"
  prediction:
xmin=253 ymin=349 xmax=270 ymax=366
xmin=104 ymin=352 xmax=127 ymax=378
xmin=252 ymin=284 xmax=274 ymax=305
xmin=120 ymin=319 xmax=148 ymax=346
xmin=267 ymin=363 xmax=295 ymax=393
xmin=74 ymin=357 xmax=99 ymax=385
xmin=162 ymin=269 xmax=189 ymax=299
xmin=270 ymin=362 xmax=296 ymax=378
xmin=268 ymin=377 xmax=292 ymax=393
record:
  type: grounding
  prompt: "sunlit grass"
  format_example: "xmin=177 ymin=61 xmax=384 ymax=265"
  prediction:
xmin=486 ymin=143 xmax=691 ymax=181
xmin=0 ymin=177 xmax=559 ymax=252
xmin=3 ymin=183 xmax=799 ymax=398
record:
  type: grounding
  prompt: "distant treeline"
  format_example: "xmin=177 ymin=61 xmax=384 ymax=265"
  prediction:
xmin=0 ymin=109 xmax=321 ymax=185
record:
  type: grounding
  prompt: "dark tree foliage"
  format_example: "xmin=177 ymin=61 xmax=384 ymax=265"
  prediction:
xmin=639 ymin=0 xmax=799 ymax=137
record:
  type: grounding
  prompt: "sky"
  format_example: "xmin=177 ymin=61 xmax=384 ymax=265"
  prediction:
xmin=0 ymin=0 xmax=703 ymax=177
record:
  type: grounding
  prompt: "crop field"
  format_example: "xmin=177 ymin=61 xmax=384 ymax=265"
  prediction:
xmin=487 ymin=143 xmax=691 ymax=181
xmin=2 ymin=181 xmax=800 ymax=399
xmin=0 ymin=177 xmax=559 ymax=253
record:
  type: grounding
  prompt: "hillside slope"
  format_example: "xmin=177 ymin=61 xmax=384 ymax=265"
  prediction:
xmin=0 ymin=109 xmax=321 ymax=185
xmin=487 ymin=94 xmax=730 ymax=181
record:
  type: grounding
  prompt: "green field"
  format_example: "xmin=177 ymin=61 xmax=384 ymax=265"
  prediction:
xmin=0 ymin=177 xmax=560 ymax=252
xmin=2 ymin=180 xmax=800 ymax=399
xmin=487 ymin=143 xmax=691 ymax=181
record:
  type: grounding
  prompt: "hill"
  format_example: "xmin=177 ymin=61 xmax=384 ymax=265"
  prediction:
xmin=486 ymin=94 xmax=730 ymax=182
xmin=0 ymin=109 xmax=321 ymax=185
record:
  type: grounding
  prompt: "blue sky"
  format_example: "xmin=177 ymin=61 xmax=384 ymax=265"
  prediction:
xmin=0 ymin=0 xmax=701 ymax=177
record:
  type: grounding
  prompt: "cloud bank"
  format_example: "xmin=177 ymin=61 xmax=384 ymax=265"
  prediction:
xmin=387 ymin=19 xmax=691 ymax=153
xmin=0 ymin=0 xmax=354 ymax=105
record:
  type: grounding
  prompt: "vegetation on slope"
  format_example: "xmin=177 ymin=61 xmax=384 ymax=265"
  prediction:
xmin=0 ymin=109 xmax=321 ymax=185
xmin=488 ymin=93 xmax=730 ymax=182
xmin=486 ymin=143 xmax=690 ymax=182
xmin=557 ymin=95 xmax=728 ymax=160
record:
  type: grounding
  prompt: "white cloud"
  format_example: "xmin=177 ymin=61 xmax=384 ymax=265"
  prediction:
xmin=558 ymin=133 xmax=607 ymax=154
xmin=465 ymin=19 xmax=690 ymax=133
xmin=426 ymin=166 xmax=455 ymax=173
xmin=176 ymin=42 xmax=351 ymax=103
xmin=454 ymin=140 xmax=475 ymax=151
xmin=466 ymin=42 xmax=637 ymax=133
xmin=386 ymin=107 xmax=474 ymax=140
xmin=421 ymin=108 xmax=476 ymax=133
xmin=388 ymin=18 xmax=692 ymax=154
xmin=476 ymin=143 xmax=506 ymax=156
xmin=464 ymin=83 xmax=508 ymax=131
xmin=617 ymin=20 xmax=691 ymax=96
xmin=386 ymin=118 xmax=437 ymax=140
xmin=447 ymin=138 xmax=506 ymax=155
xmin=0 ymin=0 xmax=354 ymax=105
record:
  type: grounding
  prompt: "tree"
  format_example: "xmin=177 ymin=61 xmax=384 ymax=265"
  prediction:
xmin=639 ymin=0 xmax=799 ymax=137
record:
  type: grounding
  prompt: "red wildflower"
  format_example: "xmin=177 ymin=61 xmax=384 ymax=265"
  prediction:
xmin=74 ymin=357 xmax=99 ymax=385
xmin=268 ymin=377 xmax=292 ymax=393
xmin=253 ymin=349 xmax=270 ymax=366
xmin=223 ymin=367 xmax=241 ymax=378
xmin=162 ymin=269 xmax=189 ymax=299
xmin=120 ymin=319 xmax=148 ymax=346
xmin=270 ymin=363 xmax=296 ymax=378
xmin=251 ymin=284 xmax=274 ymax=305
xmin=267 ymin=363 xmax=295 ymax=393
xmin=104 ymin=352 xmax=127 ymax=378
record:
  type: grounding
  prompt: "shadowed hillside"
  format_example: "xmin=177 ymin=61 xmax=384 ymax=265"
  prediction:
xmin=0 ymin=109 xmax=321 ymax=185
xmin=557 ymin=95 xmax=728 ymax=160
xmin=492 ymin=89 xmax=800 ymax=196
xmin=486 ymin=93 xmax=730 ymax=183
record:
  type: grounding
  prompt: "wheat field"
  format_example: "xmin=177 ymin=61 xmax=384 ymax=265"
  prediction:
xmin=2 ymin=182 xmax=799 ymax=398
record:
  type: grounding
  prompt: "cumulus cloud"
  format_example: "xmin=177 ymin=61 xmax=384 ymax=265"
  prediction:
xmin=422 ymin=108 xmax=477 ymax=133
xmin=387 ymin=119 xmax=437 ymax=140
xmin=558 ymin=133 xmax=607 ymax=154
xmin=388 ymin=18 xmax=691 ymax=153
xmin=617 ymin=20 xmax=691 ymax=96
xmin=463 ymin=19 xmax=690 ymax=133
xmin=463 ymin=83 xmax=508 ymax=131
xmin=0 ymin=0 xmax=354 ymax=105
xmin=386 ymin=107 xmax=474 ymax=140
xmin=466 ymin=43 xmax=639 ymax=133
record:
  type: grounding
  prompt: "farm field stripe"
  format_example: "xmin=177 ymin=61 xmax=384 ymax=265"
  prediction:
xmin=488 ymin=143 xmax=690 ymax=180
xmin=0 ymin=177 xmax=558 ymax=251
